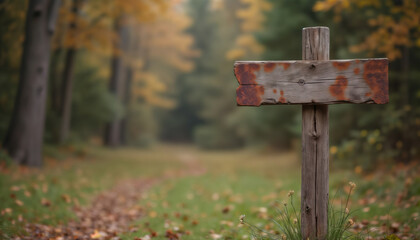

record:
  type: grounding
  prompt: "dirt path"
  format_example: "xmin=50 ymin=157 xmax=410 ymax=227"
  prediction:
xmin=21 ymin=151 xmax=205 ymax=240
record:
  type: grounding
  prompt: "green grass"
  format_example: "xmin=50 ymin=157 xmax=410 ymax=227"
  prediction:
xmin=1 ymin=144 xmax=419 ymax=239
xmin=0 ymin=144 xmax=183 ymax=237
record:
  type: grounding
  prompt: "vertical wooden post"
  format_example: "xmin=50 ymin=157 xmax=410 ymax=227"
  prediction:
xmin=301 ymin=27 xmax=329 ymax=240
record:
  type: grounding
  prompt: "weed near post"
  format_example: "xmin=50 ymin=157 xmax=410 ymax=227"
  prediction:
xmin=241 ymin=182 xmax=365 ymax=240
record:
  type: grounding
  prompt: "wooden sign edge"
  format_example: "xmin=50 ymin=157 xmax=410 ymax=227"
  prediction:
xmin=234 ymin=58 xmax=389 ymax=106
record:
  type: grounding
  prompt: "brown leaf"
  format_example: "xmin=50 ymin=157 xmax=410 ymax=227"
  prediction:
xmin=15 ymin=199 xmax=23 ymax=206
xmin=41 ymin=198 xmax=51 ymax=207
xmin=222 ymin=206 xmax=230 ymax=214
xmin=61 ymin=194 xmax=71 ymax=203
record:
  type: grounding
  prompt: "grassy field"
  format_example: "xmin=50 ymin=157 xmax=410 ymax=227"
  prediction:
xmin=1 ymin=144 xmax=419 ymax=239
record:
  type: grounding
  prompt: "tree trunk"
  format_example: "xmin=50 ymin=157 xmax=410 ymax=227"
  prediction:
xmin=50 ymin=48 xmax=64 ymax=115
xmin=58 ymin=0 xmax=82 ymax=144
xmin=58 ymin=47 xmax=76 ymax=144
xmin=104 ymin=18 xmax=129 ymax=147
xmin=400 ymin=45 xmax=410 ymax=163
xmin=120 ymin=67 xmax=133 ymax=145
xmin=3 ymin=0 xmax=60 ymax=166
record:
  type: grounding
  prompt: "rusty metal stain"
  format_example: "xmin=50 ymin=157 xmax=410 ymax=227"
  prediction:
xmin=363 ymin=59 xmax=388 ymax=104
xmin=329 ymin=75 xmax=348 ymax=101
xmin=264 ymin=63 xmax=276 ymax=72
xmin=236 ymin=85 xmax=264 ymax=106
xmin=278 ymin=63 xmax=291 ymax=70
xmin=332 ymin=61 xmax=351 ymax=71
xmin=354 ymin=68 xmax=360 ymax=75
xmin=234 ymin=63 xmax=261 ymax=84
xmin=278 ymin=90 xmax=286 ymax=103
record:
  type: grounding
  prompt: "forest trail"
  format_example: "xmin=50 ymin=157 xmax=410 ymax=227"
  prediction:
xmin=21 ymin=149 xmax=206 ymax=239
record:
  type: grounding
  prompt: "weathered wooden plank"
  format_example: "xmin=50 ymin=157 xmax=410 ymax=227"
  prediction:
xmin=302 ymin=105 xmax=329 ymax=239
xmin=301 ymin=26 xmax=329 ymax=240
xmin=234 ymin=58 xmax=388 ymax=106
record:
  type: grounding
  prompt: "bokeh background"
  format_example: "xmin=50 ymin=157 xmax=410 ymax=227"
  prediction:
xmin=0 ymin=0 xmax=419 ymax=239
xmin=1 ymin=0 xmax=419 ymax=168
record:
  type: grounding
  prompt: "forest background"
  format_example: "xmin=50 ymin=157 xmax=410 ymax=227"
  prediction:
xmin=0 ymin=0 xmax=419 ymax=170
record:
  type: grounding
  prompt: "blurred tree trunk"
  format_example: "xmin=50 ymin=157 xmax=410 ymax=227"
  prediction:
xmin=104 ymin=17 xmax=128 ymax=147
xmin=120 ymin=67 xmax=133 ymax=145
xmin=3 ymin=0 xmax=60 ymax=166
xmin=50 ymin=49 xmax=64 ymax=115
xmin=400 ymin=46 xmax=411 ymax=163
xmin=58 ymin=0 xmax=82 ymax=144
xmin=49 ymin=19 xmax=67 ymax=142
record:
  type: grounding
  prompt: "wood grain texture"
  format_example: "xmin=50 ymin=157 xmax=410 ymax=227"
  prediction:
xmin=234 ymin=58 xmax=389 ymax=106
xmin=302 ymin=105 xmax=329 ymax=239
xmin=301 ymin=27 xmax=329 ymax=240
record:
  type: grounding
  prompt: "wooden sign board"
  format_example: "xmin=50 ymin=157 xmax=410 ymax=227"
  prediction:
xmin=235 ymin=59 xmax=388 ymax=106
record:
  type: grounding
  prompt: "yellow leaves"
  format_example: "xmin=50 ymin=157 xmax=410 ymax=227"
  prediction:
xmin=313 ymin=0 xmax=351 ymax=22
xmin=314 ymin=0 xmax=420 ymax=61
xmin=313 ymin=0 xmax=378 ymax=12
xmin=54 ymin=0 xmax=196 ymax=110
xmin=226 ymin=49 xmax=245 ymax=60
xmin=104 ymin=0 xmax=168 ymax=23
xmin=228 ymin=0 xmax=271 ymax=60
xmin=313 ymin=0 xmax=340 ymax=12
xmin=0 ymin=0 xmax=26 ymax=67
xmin=133 ymin=71 xmax=176 ymax=109
xmin=356 ymin=0 xmax=380 ymax=8
xmin=132 ymin=1 xmax=199 ymax=73
xmin=53 ymin=0 xmax=170 ymax=53
xmin=350 ymin=17 xmax=408 ymax=60
xmin=136 ymin=72 xmax=166 ymax=92
xmin=52 ymin=0 xmax=115 ymax=52
xmin=235 ymin=34 xmax=264 ymax=54
xmin=210 ymin=0 xmax=224 ymax=11
xmin=236 ymin=0 xmax=272 ymax=32
xmin=330 ymin=146 xmax=338 ymax=155
xmin=119 ymin=1 xmax=197 ymax=110
xmin=236 ymin=35 xmax=254 ymax=47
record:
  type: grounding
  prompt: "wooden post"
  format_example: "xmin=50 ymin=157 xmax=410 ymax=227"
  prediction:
xmin=233 ymin=26 xmax=388 ymax=240
xmin=301 ymin=27 xmax=329 ymax=239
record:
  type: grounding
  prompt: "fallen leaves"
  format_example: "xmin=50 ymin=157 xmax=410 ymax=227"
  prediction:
xmin=165 ymin=229 xmax=180 ymax=240
xmin=90 ymin=230 xmax=107 ymax=239
xmin=2 ymin=147 xmax=419 ymax=240
xmin=41 ymin=198 xmax=51 ymax=207
xmin=15 ymin=199 xmax=24 ymax=206
xmin=20 ymin=179 xmax=156 ymax=240
xmin=61 ymin=194 xmax=71 ymax=203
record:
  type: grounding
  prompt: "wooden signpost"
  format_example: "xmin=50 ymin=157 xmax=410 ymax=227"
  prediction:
xmin=233 ymin=27 xmax=388 ymax=239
